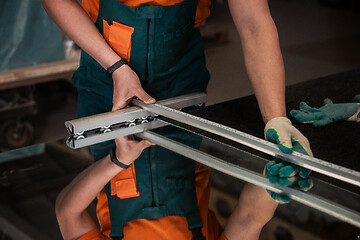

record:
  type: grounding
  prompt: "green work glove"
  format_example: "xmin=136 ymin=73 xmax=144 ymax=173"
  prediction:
xmin=290 ymin=98 xmax=360 ymax=127
xmin=264 ymin=117 xmax=313 ymax=203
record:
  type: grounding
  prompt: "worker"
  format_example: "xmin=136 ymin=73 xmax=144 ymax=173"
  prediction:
xmin=41 ymin=0 xmax=313 ymax=239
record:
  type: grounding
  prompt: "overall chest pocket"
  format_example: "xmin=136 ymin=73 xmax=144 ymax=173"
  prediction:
xmin=103 ymin=20 xmax=134 ymax=63
xmin=110 ymin=163 xmax=140 ymax=199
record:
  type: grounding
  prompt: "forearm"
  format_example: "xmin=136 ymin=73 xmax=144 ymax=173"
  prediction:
xmin=241 ymin=24 xmax=286 ymax=123
xmin=56 ymin=154 xmax=122 ymax=239
xmin=41 ymin=0 xmax=121 ymax=69
xmin=229 ymin=0 xmax=286 ymax=123
xmin=56 ymin=155 xmax=120 ymax=214
xmin=224 ymin=184 xmax=278 ymax=240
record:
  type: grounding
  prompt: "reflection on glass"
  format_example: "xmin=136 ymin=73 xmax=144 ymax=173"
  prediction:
xmin=154 ymin=123 xmax=360 ymax=215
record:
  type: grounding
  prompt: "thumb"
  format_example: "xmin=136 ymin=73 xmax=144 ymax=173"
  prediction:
xmin=267 ymin=128 xmax=293 ymax=153
xmin=134 ymin=87 xmax=156 ymax=104
xmin=137 ymin=140 xmax=154 ymax=151
xmin=112 ymin=100 xmax=128 ymax=111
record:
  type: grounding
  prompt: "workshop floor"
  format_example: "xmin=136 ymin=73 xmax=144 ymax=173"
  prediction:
xmin=1 ymin=0 xmax=360 ymax=239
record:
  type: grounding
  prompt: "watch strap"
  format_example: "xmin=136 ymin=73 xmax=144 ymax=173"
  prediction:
xmin=110 ymin=147 xmax=131 ymax=169
xmin=105 ymin=59 xmax=127 ymax=78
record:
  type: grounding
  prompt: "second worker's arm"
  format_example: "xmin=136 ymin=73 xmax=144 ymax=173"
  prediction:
xmin=55 ymin=137 xmax=152 ymax=240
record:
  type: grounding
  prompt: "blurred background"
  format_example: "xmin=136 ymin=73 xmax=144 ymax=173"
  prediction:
xmin=0 ymin=0 xmax=360 ymax=239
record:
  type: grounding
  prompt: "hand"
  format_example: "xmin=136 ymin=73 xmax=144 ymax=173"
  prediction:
xmin=114 ymin=136 xmax=153 ymax=166
xmin=290 ymin=98 xmax=359 ymax=127
xmin=112 ymin=65 xmax=156 ymax=111
xmin=264 ymin=166 xmax=313 ymax=204
xmin=264 ymin=117 xmax=313 ymax=203
xmin=264 ymin=143 xmax=313 ymax=204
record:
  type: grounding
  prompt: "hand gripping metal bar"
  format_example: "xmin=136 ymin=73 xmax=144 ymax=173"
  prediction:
xmin=65 ymin=93 xmax=206 ymax=149
xmin=132 ymin=99 xmax=360 ymax=187
xmin=65 ymin=93 xmax=206 ymax=135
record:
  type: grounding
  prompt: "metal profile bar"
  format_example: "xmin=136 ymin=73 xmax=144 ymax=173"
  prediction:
xmin=136 ymin=131 xmax=360 ymax=228
xmin=133 ymin=100 xmax=360 ymax=187
xmin=65 ymin=93 xmax=206 ymax=135
xmin=66 ymin=121 xmax=167 ymax=149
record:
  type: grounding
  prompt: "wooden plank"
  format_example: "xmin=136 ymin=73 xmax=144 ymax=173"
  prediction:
xmin=0 ymin=59 xmax=79 ymax=90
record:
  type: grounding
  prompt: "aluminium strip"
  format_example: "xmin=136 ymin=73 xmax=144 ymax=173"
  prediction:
xmin=65 ymin=93 xmax=206 ymax=135
xmin=66 ymin=120 xmax=167 ymax=149
xmin=133 ymin=99 xmax=360 ymax=187
xmin=136 ymin=131 xmax=360 ymax=228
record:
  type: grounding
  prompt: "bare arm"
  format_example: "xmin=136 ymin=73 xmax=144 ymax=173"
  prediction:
xmin=41 ymin=0 xmax=120 ymax=69
xmin=55 ymin=137 xmax=152 ymax=240
xmin=228 ymin=0 xmax=286 ymax=123
xmin=41 ymin=0 xmax=155 ymax=109
xmin=224 ymin=184 xmax=278 ymax=240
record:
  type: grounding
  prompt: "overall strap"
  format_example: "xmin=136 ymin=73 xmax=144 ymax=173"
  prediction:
xmin=191 ymin=227 xmax=206 ymax=240
xmin=187 ymin=213 xmax=205 ymax=240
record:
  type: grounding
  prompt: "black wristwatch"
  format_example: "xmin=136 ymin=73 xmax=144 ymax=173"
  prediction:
xmin=110 ymin=147 xmax=131 ymax=169
xmin=105 ymin=59 xmax=127 ymax=78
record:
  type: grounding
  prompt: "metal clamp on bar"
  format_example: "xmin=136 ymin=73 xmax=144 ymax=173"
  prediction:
xmin=65 ymin=93 xmax=206 ymax=149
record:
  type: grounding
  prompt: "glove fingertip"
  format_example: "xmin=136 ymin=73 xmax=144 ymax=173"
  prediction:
xmin=275 ymin=194 xmax=291 ymax=204
xmin=299 ymin=168 xmax=311 ymax=179
xmin=323 ymin=98 xmax=333 ymax=105
xmin=266 ymin=161 xmax=276 ymax=170
xmin=290 ymin=109 xmax=299 ymax=116
xmin=279 ymin=143 xmax=292 ymax=154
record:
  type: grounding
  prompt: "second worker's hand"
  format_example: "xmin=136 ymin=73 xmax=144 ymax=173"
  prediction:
xmin=114 ymin=136 xmax=154 ymax=166
xmin=112 ymin=64 xmax=156 ymax=111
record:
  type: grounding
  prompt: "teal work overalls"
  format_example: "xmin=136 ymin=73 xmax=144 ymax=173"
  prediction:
xmin=72 ymin=0 xmax=210 ymax=238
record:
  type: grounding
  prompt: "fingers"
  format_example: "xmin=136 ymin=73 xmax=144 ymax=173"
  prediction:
xmin=290 ymin=109 xmax=324 ymax=124
xmin=298 ymin=178 xmax=313 ymax=191
xmin=266 ymin=190 xmax=291 ymax=204
xmin=137 ymin=140 xmax=155 ymax=150
xmin=299 ymin=101 xmax=320 ymax=113
xmin=274 ymin=128 xmax=293 ymax=153
xmin=112 ymin=97 xmax=129 ymax=111
xmin=299 ymin=167 xmax=311 ymax=179
xmin=279 ymin=164 xmax=299 ymax=177
xmin=312 ymin=116 xmax=332 ymax=127
xmin=267 ymin=161 xmax=286 ymax=175
xmin=290 ymin=128 xmax=313 ymax=156
xmin=134 ymin=87 xmax=156 ymax=104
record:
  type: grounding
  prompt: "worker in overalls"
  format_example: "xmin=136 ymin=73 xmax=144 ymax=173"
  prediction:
xmin=42 ymin=0 xmax=313 ymax=239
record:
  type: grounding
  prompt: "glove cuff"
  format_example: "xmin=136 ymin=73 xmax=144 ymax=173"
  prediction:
xmin=264 ymin=117 xmax=292 ymax=139
xmin=346 ymin=103 xmax=360 ymax=122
